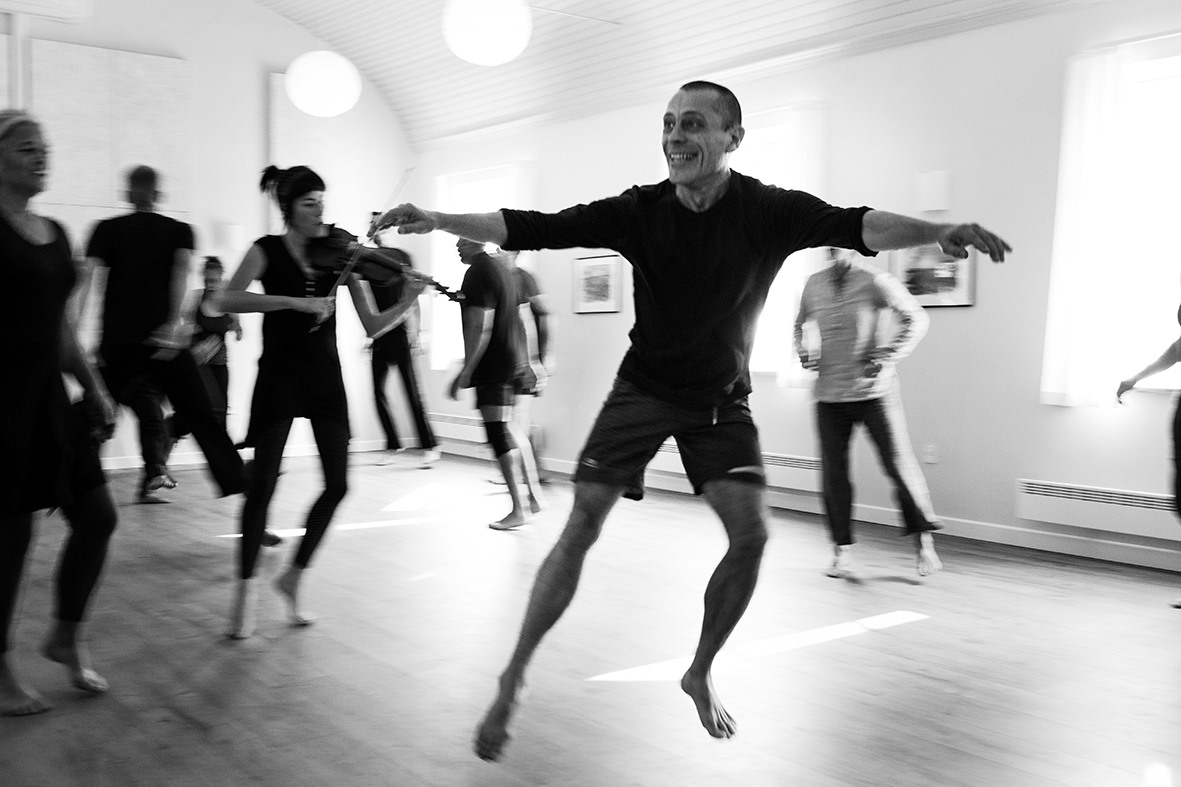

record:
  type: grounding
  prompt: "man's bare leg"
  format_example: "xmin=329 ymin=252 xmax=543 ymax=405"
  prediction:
xmin=681 ymin=479 xmax=769 ymax=739
xmin=506 ymin=419 xmax=545 ymax=513
xmin=474 ymin=481 xmax=622 ymax=761
xmin=490 ymin=449 xmax=528 ymax=530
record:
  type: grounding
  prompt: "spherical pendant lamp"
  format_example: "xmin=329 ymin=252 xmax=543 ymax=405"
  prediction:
xmin=442 ymin=0 xmax=533 ymax=66
xmin=284 ymin=50 xmax=363 ymax=118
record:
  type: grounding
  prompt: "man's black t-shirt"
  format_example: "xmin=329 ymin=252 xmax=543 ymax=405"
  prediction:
xmin=87 ymin=211 xmax=194 ymax=347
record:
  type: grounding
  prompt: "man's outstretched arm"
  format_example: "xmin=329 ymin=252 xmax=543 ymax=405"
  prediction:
xmin=373 ymin=205 xmax=508 ymax=246
xmin=862 ymin=210 xmax=1011 ymax=262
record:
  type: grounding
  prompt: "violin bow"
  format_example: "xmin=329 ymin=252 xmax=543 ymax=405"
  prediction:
xmin=309 ymin=168 xmax=415 ymax=333
xmin=326 ymin=166 xmax=416 ymax=294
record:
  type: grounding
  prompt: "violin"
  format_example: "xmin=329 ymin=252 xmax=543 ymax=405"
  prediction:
xmin=306 ymin=225 xmax=464 ymax=303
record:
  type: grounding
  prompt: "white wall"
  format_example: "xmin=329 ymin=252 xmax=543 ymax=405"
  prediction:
xmin=407 ymin=0 xmax=1181 ymax=569
xmin=23 ymin=0 xmax=415 ymax=463
xmin=28 ymin=0 xmax=1181 ymax=568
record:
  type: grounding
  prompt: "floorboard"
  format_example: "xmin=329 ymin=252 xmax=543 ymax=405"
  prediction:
xmin=1 ymin=453 xmax=1178 ymax=786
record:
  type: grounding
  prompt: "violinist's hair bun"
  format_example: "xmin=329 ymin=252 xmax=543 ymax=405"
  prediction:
xmin=259 ymin=164 xmax=326 ymax=221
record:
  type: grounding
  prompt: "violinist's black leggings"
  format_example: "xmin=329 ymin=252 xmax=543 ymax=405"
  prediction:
xmin=238 ymin=415 xmax=349 ymax=580
xmin=0 ymin=487 xmax=117 ymax=653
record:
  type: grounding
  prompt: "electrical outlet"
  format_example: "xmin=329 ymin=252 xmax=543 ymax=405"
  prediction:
xmin=921 ymin=444 xmax=938 ymax=464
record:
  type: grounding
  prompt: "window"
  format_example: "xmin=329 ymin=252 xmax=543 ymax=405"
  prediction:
xmin=428 ymin=165 xmax=524 ymax=370
xmin=1043 ymin=41 xmax=1181 ymax=406
xmin=733 ymin=103 xmax=827 ymax=385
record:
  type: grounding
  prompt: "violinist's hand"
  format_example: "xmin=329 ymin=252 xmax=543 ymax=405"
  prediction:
xmin=1116 ymin=378 xmax=1136 ymax=404
xmin=371 ymin=204 xmax=437 ymax=237
xmin=297 ymin=296 xmax=336 ymax=324
xmin=404 ymin=276 xmax=429 ymax=299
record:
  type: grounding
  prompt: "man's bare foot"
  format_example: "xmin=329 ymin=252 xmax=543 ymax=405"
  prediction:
xmin=43 ymin=633 xmax=108 ymax=694
xmin=228 ymin=578 xmax=258 ymax=639
xmin=489 ymin=511 xmax=527 ymax=531
xmin=276 ymin=567 xmax=315 ymax=627
xmin=917 ymin=532 xmax=942 ymax=577
xmin=473 ymin=677 xmax=521 ymax=761
xmin=826 ymin=545 xmax=852 ymax=578
xmin=528 ymin=493 xmax=545 ymax=515
xmin=680 ymin=670 xmax=736 ymax=738
xmin=0 ymin=656 xmax=51 ymax=716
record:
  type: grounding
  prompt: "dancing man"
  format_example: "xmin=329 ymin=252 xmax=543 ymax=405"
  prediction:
xmin=451 ymin=238 xmax=544 ymax=529
xmin=373 ymin=80 xmax=1011 ymax=761
xmin=86 ymin=165 xmax=245 ymax=503
xmin=795 ymin=247 xmax=942 ymax=579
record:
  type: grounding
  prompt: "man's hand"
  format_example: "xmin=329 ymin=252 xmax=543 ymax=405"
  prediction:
xmin=1116 ymin=379 xmax=1136 ymax=403
xmin=798 ymin=352 xmax=819 ymax=371
xmin=371 ymin=204 xmax=437 ymax=237
xmin=448 ymin=371 xmax=470 ymax=401
xmin=938 ymin=223 xmax=1012 ymax=263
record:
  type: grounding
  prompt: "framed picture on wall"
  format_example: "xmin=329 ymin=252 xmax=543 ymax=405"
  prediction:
xmin=573 ymin=254 xmax=623 ymax=314
xmin=889 ymin=246 xmax=976 ymax=307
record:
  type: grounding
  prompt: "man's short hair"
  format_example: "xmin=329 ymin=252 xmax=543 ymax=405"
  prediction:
xmin=679 ymin=80 xmax=742 ymax=129
xmin=127 ymin=165 xmax=158 ymax=192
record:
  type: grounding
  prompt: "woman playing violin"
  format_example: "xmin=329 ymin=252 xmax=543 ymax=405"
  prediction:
xmin=219 ymin=165 xmax=425 ymax=639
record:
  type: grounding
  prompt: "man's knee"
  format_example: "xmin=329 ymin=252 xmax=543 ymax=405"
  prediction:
xmin=484 ymin=419 xmax=516 ymax=457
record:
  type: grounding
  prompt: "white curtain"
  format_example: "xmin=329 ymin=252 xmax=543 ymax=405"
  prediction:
xmin=1040 ymin=48 xmax=1130 ymax=406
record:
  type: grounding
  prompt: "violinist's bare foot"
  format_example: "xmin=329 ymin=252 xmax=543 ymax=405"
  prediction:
xmin=473 ymin=675 xmax=521 ymax=761
xmin=917 ymin=532 xmax=942 ymax=577
xmin=228 ymin=578 xmax=257 ymax=639
xmin=528 ymin=492 xmax=545 ymax=515
xmin=276 ymin=566 xmax=315 ymax=627
xmin=489 ymin=510 xmax=527 ymax=531
xmin=680 ymin=669 xmax=736 ymax=739
xmin=43 ymin=625 xmax=108 ymax=693
xmin=0 ymin=655 xmax=51 ymax=716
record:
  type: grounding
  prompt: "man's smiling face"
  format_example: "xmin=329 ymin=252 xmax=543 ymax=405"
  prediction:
xmin=661 ymin=88 xmax=742 ymax=189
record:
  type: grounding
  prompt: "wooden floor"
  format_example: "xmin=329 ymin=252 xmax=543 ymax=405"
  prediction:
xmin=1 ymin=452 xmax=1179 ymax=787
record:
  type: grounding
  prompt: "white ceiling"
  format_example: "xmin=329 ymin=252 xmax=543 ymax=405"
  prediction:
xmin=253 ymin=0 xmax=1103 ymax=149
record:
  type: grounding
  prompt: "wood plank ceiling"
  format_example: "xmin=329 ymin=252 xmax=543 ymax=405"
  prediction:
xmin=252 ymin=0 xmax=1105 ymax=149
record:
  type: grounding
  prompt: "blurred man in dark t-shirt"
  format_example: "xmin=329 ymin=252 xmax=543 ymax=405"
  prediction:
xmin=450 ymin=239 xmax=544 ymax=529
xmin=86 ymin=166 xmax=245 ymax=504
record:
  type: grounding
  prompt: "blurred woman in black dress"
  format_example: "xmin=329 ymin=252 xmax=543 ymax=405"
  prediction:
xmin=0 ymin=110 xmax=119 ymax=715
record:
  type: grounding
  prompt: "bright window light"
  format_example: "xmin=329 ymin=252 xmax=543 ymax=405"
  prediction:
xmin=1043 ymin=43 xmax=1181 ymax=405
xmin=430 ymin=165 xmax=523 ymax=370
xmin=734 ymin=103 xmax=827 ymax=385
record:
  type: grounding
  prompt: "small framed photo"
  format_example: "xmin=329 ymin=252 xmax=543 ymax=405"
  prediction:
xmin=573 ymin=254 xmax=623 ymax=314
xmin=889 ymin=246 xmax=975 ymax=307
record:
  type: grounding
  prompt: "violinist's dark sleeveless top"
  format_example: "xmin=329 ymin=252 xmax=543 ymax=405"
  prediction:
xmin=241 ymin=235 xmax=349 ymax=446
xmin=2 ymin=215 xmax=77 ymax=514
xmin=193 ymin=297 xmax=233 ymax=366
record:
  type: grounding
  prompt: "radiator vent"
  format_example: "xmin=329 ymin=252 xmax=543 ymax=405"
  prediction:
xmin=1016 ymin=478 xmax=1179 ymax=542
xmin=1018 ymin=480 xmax=1174 ymax=512
xmin=653 ymin=442 xmax=820 ymax=492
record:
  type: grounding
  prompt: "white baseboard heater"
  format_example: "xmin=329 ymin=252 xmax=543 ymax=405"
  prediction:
xmin=649 ymin=441 xmax=821 ymax=493
xmin=1016 ymin=479 xmax=1179 ymax=543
